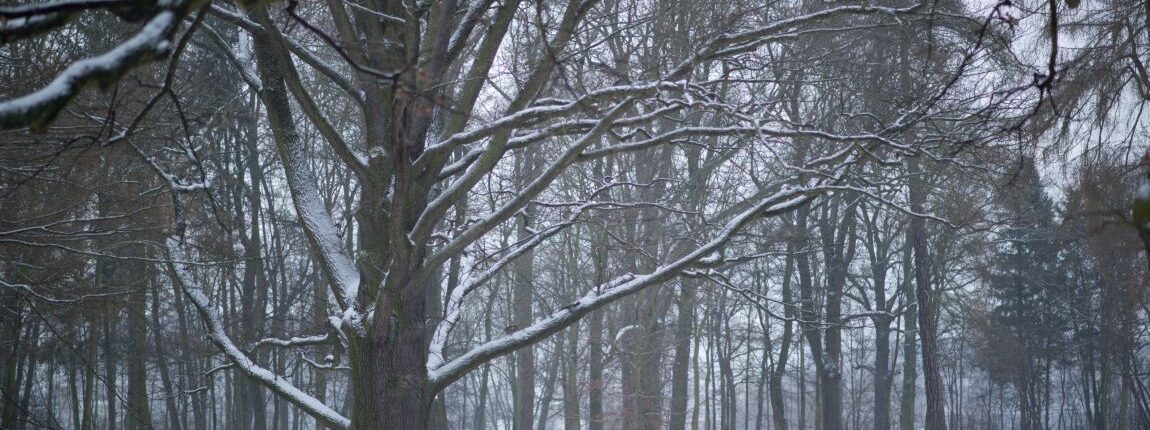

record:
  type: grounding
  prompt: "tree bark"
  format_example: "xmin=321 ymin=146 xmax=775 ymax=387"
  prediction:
xmin=125 ymin=245 xmax=152 ymax=430
xmin=669 ymin=282 xmax=696 ymax=430
xmin=563 ymin=323 xmax=581 ymax=430
xmin=0 ymin=289 xmax=22 ymax=430
xmin=513 ymin=150 xmax=537 ymax=430
xmin=899 ymin=233 xmax=919 ymax=430
xmin=152 ymin=279 xmax=182 ymax=430
xmin=770 ymin=247 xmax=796 ymax=430
xmin=102 ymin=317 xmax=118 ymax=430
xmin=864 ymin=210 xmax=894 ymax=430
xmin=909 ymin=158 xmax=946 ymax=430
xmin=587 ymin=158 xmax=612 ymax=430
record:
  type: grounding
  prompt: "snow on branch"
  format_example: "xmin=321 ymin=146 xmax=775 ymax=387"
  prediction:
xmin=280 ymin=150 xmax=360 ymax=311
xmin=1 ymin=276 xmax=129 ymax=303
xmin=253 ymin=333 xmax=332 ymax=350
xmin=436 ymin=104 xmax=683 ymax=180
xmin=0 ymin=0 xmax=133 ymax=41
xmin=0 ymin=2 xmax=197 ymax=130
xmin=419 ymin=98 xmax=638 ymax=269
xmin=206 ymin=4 xmax=363 ymax=103
xmin=418 ymin=81 xmax=686 ymax=164
xmin=427 ymin=181 xmax=826 ymax=391
xmin=269 ymin=106 xmax=360 ymax=311
xmin=428 ymin=194 xmax=622 ymax=370
xmin=164 ymin=239 xmax=350 ymax=430
xmin=668 ymin=3 xmax=923 ymax=79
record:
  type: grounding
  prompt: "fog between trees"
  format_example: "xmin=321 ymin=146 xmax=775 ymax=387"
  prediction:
xmin=1 ymin=0 xmax=1148 ymax=428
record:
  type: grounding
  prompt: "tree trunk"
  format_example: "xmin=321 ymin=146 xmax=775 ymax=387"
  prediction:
xmin=811 ymin=198 xmax=857 ymax=430
xmin=513 ymin=150 xmax=537 ymax=430
xmin=535 ymin=339 xmax=562 ymax=430
xmin=474 ymin=310 xmax=493 ymax=430
xmin=669 ymin=282 xmax=696 ymax=430
xmin=237 ymin=90 xmax=269 ymax=430
xmin=796 ymin=205 xmax=817 ymax=430
xmin=125 ymin=245 xmax=152 ymax=430
xmin=874 ymin=314 xmax=893 ymax=430
xmin=910 ymin=158 xmax=946 ymax=430
xmin=346 ymin=291 xmax=431 ymax=428
xmin=0 ymin=289 xmax=22 ymax=430
xmin=770 ymin=246 xmax=796 ymax=430
xmin=152 ymin=281 xmax=182 ymax=430
xmin=563 ymin=324 xmax=581 ymax=430
xmin=81 ymin=321 xmax=96 ymax=430
xmin=871 ymin=241 xmax=893 ymax=430
xmin=15 ymin=322 xmax=38 ymax=430
xmin=588 ymin=158 xmax=612 ymax=430
xmin=69 ymin=365 xmax=81 ymax=430
xmin=899 ymin=235 xmax=919 ymax=430
xmin=103 ymin=317 xmax=118 ymax=430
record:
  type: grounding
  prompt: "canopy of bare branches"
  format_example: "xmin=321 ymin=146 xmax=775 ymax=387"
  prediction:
xmin=1 ymin=0 xmax=1148 ymax=428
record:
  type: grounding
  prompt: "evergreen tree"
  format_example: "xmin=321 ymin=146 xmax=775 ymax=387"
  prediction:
xmin=984 ymin=159 xmax=1069 ymax=430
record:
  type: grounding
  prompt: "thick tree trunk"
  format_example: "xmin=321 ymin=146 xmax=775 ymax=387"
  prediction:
xmin=717 ymin=314 xmax=737 ymax=430
xmin=795 ymin=206 xmax=818 ymax=430
xmin=622 ymin=147 xmax=671 ymax=430
xmin=669 ymin=282 xmax=696 ymax=430
xmin=909 ymin=159 xmax=946 ymax=430
xmin=125 ymin=245 xmax=152 ymax=430
xmin=348 ymin=276 xmax=432 ymax=429
xmin=769 ymin=352 xmax=790 ymax=430
xmin=0 ymin=289 xmax=22 ymax=430
xmin=69 ymin=365 xmax=81 ymax=430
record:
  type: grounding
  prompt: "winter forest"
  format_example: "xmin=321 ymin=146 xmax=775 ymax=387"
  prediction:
xmin=1 ymin=0 xmax=1149 ymax=428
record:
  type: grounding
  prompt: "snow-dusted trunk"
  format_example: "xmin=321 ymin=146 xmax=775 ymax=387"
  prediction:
xmin=246 ymin=13 xmax=439 ymax=426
